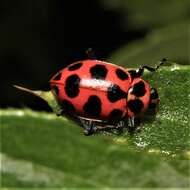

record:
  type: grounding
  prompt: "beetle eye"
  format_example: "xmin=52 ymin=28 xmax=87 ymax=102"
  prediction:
xmin=150 ymin=88 xmax=159 ymax=99
xmin=148 ymin=88 xmax=159 ymax=109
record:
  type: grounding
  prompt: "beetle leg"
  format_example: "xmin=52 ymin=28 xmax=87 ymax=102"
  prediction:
xmin=128 ymin=117 xmax=135 ymax=127
xmin=115 ymin=120 xmax=126 ymax=134
xmin=116 ymin=120 xmax=125 ymax=128
xmin=80 ymin=119 xmax=97 ymax=136
xmin=96 ymin=120 xmax=126 ymax=134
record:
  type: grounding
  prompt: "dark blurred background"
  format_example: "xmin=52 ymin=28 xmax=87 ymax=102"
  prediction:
xmin=1 ymin=0 xmax=189 ymax=111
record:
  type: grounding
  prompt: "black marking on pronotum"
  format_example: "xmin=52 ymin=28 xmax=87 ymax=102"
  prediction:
xmin=52 ymin=85 xmax=59 ymax=96
xmin=128 ymin=99 xmax=144 ymax=114
xmin=83 ymin=95 xmax=101 ymax=117
xmin=109 ymin=109 xmax=123 ymax=120
xmin=116 ymin=68 xmax=129 ymax=80
xmin=64 ymin=74 xmax=81 ymax=98
xmin=68 ymin=62 xmax=83 ymax=71
xmin=53 ymin=72 xmax=62 ymax=80
xmin=90 ymin=64 xmax=108 ymax=79
xmin=61 ymin=100 xmax=75 ymax=113
xmin=128 ymin=70 xmax=138 ymax=80
xmin=131 ymin=81 xmax=146 ymax=97
xmin=107 ymin=84 xmax=127 ymax=103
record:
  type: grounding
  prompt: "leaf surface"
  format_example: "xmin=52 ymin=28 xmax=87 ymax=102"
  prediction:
xmin=1 ymin=66 xmax=190 ymax=187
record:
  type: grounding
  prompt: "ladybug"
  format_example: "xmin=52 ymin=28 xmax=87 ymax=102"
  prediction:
xmin=50 ymin=49 xmax=166 ymax=135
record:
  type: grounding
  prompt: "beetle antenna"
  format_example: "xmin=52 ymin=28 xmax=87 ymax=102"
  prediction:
xmin=155 ymin=58 xmax=167 ymax=71
xmin=136 ymin=58 xmax=168 ymax=76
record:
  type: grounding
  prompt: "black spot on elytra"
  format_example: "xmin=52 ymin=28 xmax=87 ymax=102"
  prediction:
xmin=65 ymin=74 xmax=80 ymax=98
xmin=116 ymin=69 xmax=129 ymax=80
xmin=52 ymin=85 xmax=59 ymax=96
xmin=53 ymin=72 xmax=62 ymax=80
xmin=90 ymin=64 xmax=108 ymax=79
xmin=109 ymin=109 xmax=123 ymax=120
xmin=83 ymin=95 xmax=101 ymax=117
xmin=128 ymin=99 xmax=144 ymax=114
xmin=68 ymin=62 xmax=83 ymax=71
xmin=107 ymin=84 xmax=127 ymax=103
xmin=60 ymin=100 xmax=75 ymax=113
xmin=132 ymin=81 xmax=146 ymax=97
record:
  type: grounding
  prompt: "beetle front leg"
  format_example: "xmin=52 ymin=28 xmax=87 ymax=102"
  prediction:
xmin=115 ymin=120 xmax=127 ymax=133
xmin=79 ymin=119 xmax=97 ymax=136
xmin=96 ymin=120 xmax=126 ymax=134
xmin=128 ymin=117 xmax=135 ymax=127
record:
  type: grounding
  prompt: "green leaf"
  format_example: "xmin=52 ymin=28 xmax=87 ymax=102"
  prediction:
xmin=132 ymin=65 xmax=190 ymax=157
xmin=1 ymin=65 xmax=190 ymax=187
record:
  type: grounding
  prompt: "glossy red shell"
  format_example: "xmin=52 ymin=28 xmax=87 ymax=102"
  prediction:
xmin=50 ymin=60 xmax=132 ymax=120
